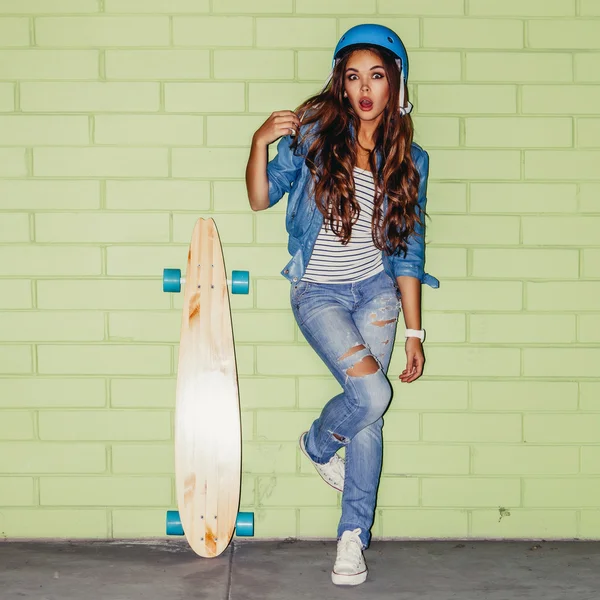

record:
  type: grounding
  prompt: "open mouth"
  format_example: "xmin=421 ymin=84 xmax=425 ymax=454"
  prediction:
xmin=359 ymin=98 xmax=373 ymax=111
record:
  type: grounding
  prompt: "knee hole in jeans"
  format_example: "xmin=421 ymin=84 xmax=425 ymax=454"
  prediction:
xmin=346 ymin=355 xmax=380 ymax=378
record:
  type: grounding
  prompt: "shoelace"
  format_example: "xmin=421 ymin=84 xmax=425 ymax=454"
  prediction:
xmin=339 ymin=532 xmax=363 ymax=567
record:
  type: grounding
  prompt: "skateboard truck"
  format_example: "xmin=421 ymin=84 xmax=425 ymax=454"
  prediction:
xmin=165 ymin=510 xmax=254 ymax=537
xmin=163 ymin=268 xmax=250 ymax=295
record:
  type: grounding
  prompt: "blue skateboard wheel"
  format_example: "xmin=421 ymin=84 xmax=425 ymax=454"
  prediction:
xmin=235 ymin=512 xmax=254 ymax=536
xmin=163 ymin=268 xmax=181 ymax=293
xmin=166 ymin=510 xmax=184 ymax=536
xmin=231 ymin=270 xmax=249 ymax=295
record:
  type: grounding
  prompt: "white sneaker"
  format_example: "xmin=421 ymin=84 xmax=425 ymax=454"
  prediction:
xmin=331 ymin=528 xmax=368 ymax=586
xmin=299 ymin=432 xmax=344 ymax=492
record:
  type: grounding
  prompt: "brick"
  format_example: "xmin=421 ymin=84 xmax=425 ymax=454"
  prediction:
xmin=233 ymin=312 xmax=295 ymax=343
xmin=0 ymin=378 xmax=105 ymax=408
xmin=213 ymin=0 xmax=291 ymax=12
xmin=173 ymin=16 xmax=252 ymax=47
xmin=0 ymin=345 xmax=32 ymax=374
xmin=422 ymin=478 xmax=521 ymax=507
xmin=420 ymin=347 xmax=522 ymax=379
xmin=111 ymin=509 xmax=166 ymax=537
xmin=37 ymin=345 xmax=171 ymax=376
xmin=466 ymin=117 xmax=572 ymax=148
xmin=40 ymin=476 xmax=171 ymax=506
xmin=428 ymin=215 xmax=520 ymax=245
xmin=95 ymin=115 xmax=203 ymax=146
xmin=36 ymin=213 xmax=169 ymax=244
xmin=382 ymin=444 xmax=469 ymax=475
xmin=413 ymin=116 xmax=460 ymax=147
xmin=0 ymin=280 xmax=31 ymax=309
xmin=424 ymin=18 xmax=523 ymax=49
xmin=583 ymin=247 xmax=600 ymax=275
xmin=0 ymin=18 xmax=29 ymax=46
xmin=239 ymin=378 xmax=295 ymax=409
xmin=390 ymin=380 xmax=468 ymax=410
xmin=381 ymin=412 xmax=420 ymax=442
xmin=377 ymin=478 xmax=420 ymax=507
xmin=529 ymin=20 xmax=600 ymax=49
xmin=108 ymin=311 xmax=178 ymax=343
xmin=581 ymin=0 xmax=600 ymax=14
xmin=107 ymin=181 xmax=209 ymax=212
xmin=575 ymin=54 xmax=600 ymax=82
xmin=470 ymin=0 xmax=575 ymax=15
xmin=471 ymin=510 xmax=577 ymax=539
xmin=0 ymin=116 xmax=88 ymax=146
xmin=381 ymin=509 xmax=468 ymax=538
xmin=257 ymin=475 xmax=338 ymax=506
xmin=255 ymin=212 xmax=287 ymax=245
xmin=0 ymin=82 xmax=14 ymax=111
xmin=524 ymin=348 xmax=600 ymax=378
xmin=0 ymin=50 xmax=98 ymax=80
xmin=104 ymin=0 xmax=209 ymax=12
xmin=0 ymin=509 xmax=107 ymax=538
xmin=472 ymin=381 xmax=578 ymax=411
xmin=419 ymin=84 xmax=516 ymax=115
xmin=427 ymin=182 xmax=466 ymax=213
xmin=241 ymin=409 xmax=254 ymax=439
xmin=522 ymin=85 xmax=600 ymax=114
xmin=0 ymin=311 xmax=104 ymax=342
xmin=0 ymin=148 xmax=26 ymax=176
xmin=207 ymin=116 xmax=266 ymax=147
xmin=34 ymin=148 xmax=168 ymax=178
xmin=420 ymin=312 xmax=466 ymax=343
xmin=243 ymin=442 xmax=296 ymax=474
xmin=525 ymin=414 xmax=600 ymax=443
xmin=428 ymin=150 xmax=520 ymax=180
xmin=410 ymin=51 xmax=463 ymax=82
xmin=579 ymin=315 xmax=600 ymax=343
xmin=0 ymin=478 xmax=34 ymax=505
xmin=106 ymin=246 xmax=183 ymax=277
xmin=0 ymin=0 xmax=98 ymax=12
xmin=112 ymin=444 xmax=172 ymax=474
xmin=298 ymin=377 xmax=342 ymax=409
xmin=474 ymin=445 xmax=578 ymax=475
xmin=223 ymin=245 xmax=290 ymax=278
xmin=0 ymin=181 xmax=99 ymax=211
xmin=423 ymin=281 xmax=522 ymax=311
xmin=297 ymin=50 xmax=330 ymax=81
xmin=257 ymin=346 xmax=330 ymax=376
xmin=165 ymin=83 xmax=245 ymax=113
xmin=525 ymin=479 xmax=600 ymax=508
xmin=523 ymin=216 xmax=600 ymax=246
xmin=298 ymin=507 xmax=338 ymax=537
xmin=110 ymin=378 xmax=175 ymax=408
xmin=214 ymin=50 xmax=293 ymax=81
xmin=580 ymin=511 xmax=600 ymax=538
xmin=338 ymin=18 xmax=420 ymax=47
xmin=36 ymin=17 xmax=169 ymax=47
xmin=39 ymin=410 xmax=170 ymax=441
xmin=578 ymin=118 xmax=600 ymax=148
xmin=527 ymin=282 xmax=600 ymax=312
xmin=256 ymin=410 xmax=317 ymax=442
xmin=466 ymin=53 xmax=571 ymax=83
xmin=38 ymin=280 xmax=169 ymax=310
xmin=423 ymin=413 xmax=521 ymax=443
xmin=580 ymin=184 xmax=600 ymax=213
xmin=171 ymin=148 xmax=248 ymax=178
xmin=248 ymin=83 xmax=324 ymax=113
xmin=379 ymin=0 xmax=464 ymax=14
xmin=0 ymin=442 xmax=106 ymax=474
xmin=472 ymin=249 xmax=579 ymax=279
xmin=256 ymin=18 xmax=336 ymax=48
xmin=0 ymin=412 xmax=34 ymax=440
xmin=470 ymin=314 xmax=576 ymax=344
xmin=256 ymin=279 xmax=291 ymax=310
xmin=526 ymin=151 xmax=600 ymax=181
xmin=173 ymin=213 xmax=253 ymax=244
xmin=21 ymin=82 xmax=159 ymax=112
xmin=296 ymin=0 xmax=375 ymax=13
xmin=252 ymin=509 xmax=296 ymax=538
xmin=0 ymin=213 xmax=29 ymax=242
xmin=240 ymin=473 xmax=255 ymax=505
xmin=105 ymin=49 xmax=209 ymax=80
xmin=470 ymin=183 xmax=577 ymax=214
xmin=582 ymin=447 xmax=600 ymax=474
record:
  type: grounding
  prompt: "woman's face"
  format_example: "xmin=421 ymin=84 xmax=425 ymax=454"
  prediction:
xmin=343 ymin=49 xmax=390 ymax=125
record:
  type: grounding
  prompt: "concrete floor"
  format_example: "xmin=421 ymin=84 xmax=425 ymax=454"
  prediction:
xmin=1 ymin=539 xmax=599 ymax=599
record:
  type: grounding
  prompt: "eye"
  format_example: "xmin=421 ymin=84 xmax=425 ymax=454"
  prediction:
xmin=372 ymin=72 xmax=385 ymax=79
xmin=347 ymin=74 xmax=358 ymax=81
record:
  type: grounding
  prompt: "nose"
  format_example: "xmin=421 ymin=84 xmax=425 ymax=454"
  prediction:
xmin=361 ymin=81 xmax=370 ymax=91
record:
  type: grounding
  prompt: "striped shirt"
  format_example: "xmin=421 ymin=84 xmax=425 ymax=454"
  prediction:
xmin=302 ymin=167 xmax=384 ymax=284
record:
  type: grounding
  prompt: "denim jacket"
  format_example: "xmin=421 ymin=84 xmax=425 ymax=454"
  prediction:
xmin=265 ymin=127 xmax=440 ymax=289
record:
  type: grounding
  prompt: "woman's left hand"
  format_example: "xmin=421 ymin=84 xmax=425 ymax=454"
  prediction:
xmin=399 ymin=337 xmax=424 ymax=383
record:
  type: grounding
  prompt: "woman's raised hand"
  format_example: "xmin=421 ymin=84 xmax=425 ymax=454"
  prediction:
xmin=252 ymin=110 xmax=301 ymax=146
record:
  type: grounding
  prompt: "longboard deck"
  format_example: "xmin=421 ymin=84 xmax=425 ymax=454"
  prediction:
xmin=174 ymin=218 xmax=241 ymax=558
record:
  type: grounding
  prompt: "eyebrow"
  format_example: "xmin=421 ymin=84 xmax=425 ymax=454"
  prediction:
xmin=345 ymin=65 xmax=385 ymax=72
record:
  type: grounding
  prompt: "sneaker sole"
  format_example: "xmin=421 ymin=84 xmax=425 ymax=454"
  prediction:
xmin=299 ymin=432 xmax=343 ymax=493
xmin=331 ymin=569 xmax=368 ymax=586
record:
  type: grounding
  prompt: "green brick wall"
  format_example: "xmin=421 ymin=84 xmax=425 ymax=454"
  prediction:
xmin=0 ymin=0 xmax=599 ymax=541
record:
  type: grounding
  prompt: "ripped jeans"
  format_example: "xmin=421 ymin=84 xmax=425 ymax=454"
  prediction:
xmin=290 ymin=269 xmax=401 ymax=549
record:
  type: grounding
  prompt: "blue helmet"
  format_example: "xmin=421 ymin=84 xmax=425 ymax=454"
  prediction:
xmin=333 ymin=24 xmax=409 ymax=82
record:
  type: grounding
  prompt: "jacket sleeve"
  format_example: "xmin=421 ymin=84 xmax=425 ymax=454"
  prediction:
xmin=388 ymin=149 xmax=439 ymax=288
xmin=266 ymin=134 xmax=305 ymax=208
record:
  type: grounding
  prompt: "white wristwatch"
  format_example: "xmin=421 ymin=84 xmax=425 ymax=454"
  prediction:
xmin=405 ymin=328 xmax=425 ymax=342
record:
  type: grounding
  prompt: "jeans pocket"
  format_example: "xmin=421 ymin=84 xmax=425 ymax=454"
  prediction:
xmin=291 ymin=280 xmax=311 ymax=303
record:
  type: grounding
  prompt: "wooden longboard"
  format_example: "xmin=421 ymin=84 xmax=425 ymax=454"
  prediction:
xmin=174 ymin=218 xmax=241 ymax=558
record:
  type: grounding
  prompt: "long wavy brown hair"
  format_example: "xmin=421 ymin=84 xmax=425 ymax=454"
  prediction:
xmin=291 ymin=45 xmax=422 ymax=258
